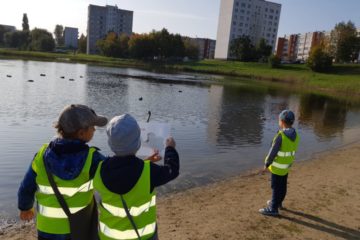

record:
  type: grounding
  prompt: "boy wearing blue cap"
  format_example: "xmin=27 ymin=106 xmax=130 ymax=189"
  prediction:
xmin=93 ymin=114 xmax=179 ymax=240
xmin=259 ymin=110 xmax=300 ymax=216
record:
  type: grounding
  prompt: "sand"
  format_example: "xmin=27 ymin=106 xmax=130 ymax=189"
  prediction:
xmin=2 ymin=143 xmax=360 ymax=240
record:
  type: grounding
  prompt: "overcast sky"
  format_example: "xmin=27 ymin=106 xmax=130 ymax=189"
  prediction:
xmin=0 ymin=0 xmax=359 ymax=38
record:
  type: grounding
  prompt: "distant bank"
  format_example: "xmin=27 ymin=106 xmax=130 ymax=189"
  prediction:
xmin=1 ymin=49 xmax=360 ymax=101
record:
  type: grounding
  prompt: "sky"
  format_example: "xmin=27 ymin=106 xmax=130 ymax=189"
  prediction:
xmin=0 ymin=0 xmax=359 ymax=39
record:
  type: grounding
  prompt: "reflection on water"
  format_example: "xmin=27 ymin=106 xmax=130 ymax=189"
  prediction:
xmin=1 ymin=59 xmax=360 ymax=219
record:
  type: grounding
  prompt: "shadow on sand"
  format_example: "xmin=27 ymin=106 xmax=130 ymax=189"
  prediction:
xmin=280 ymin=208 xmax=360 ymax=240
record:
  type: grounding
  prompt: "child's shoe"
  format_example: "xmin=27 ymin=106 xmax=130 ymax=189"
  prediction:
xmin=267 ymin=200 xmax=284 ymax=210
xmin=259 ymin=207 xmax=279 ymax=216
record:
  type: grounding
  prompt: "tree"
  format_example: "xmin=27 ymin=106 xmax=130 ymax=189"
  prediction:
xmin=22 ymin=13 xmax=29 ymax=31
xmin=230 ymin=36 xmax=257 ymax=61
xmin=329 ymin=21 xmax=360 ymax=63
xmin=0 ymin=25 xmax=7 ymax=45
xmin=183 ymin=38 xmax=199 ymax=59
xmin=4 ymin=31 xmax=29 ymax=49
xmin=29 ymin=28 xmax=55 ymax=52
xmin=256 ymin=38 xmax=273 ymax=62
xmin=128 ymin=33 xmax=156 ymax=59
xmin=269 ymin=55 xmax=281 ymax=68
xmin=307 ymin=46 xmax=333 ymax=72
xmin=96 ymin=32 xmax=130 ymax=58
xmin=54 ymin=25 xmax=64 ymax=46
xmin=78 ymin=34 xmax=87 ymax=53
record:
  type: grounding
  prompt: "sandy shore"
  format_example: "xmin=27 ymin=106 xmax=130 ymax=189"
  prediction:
xmin=2 ymin=143 xmax=360 ymax=240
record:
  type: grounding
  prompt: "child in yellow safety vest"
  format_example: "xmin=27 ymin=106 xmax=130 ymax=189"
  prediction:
xmin=18 ymin=104 xmax=108 ymax=240
xmin=93 ymin=114 xmax=180 ymax=240
xmin=259 ymin=110 xmax=300 ymax=216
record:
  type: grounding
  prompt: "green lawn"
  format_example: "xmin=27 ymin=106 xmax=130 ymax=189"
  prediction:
xmin=1 ymin=49 xmax=359 ymax=99
xmin=172 ymin=60 xmax=360 ymax=96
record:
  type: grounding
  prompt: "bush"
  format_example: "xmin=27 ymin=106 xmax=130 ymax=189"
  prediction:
xmin=269 ymin=55 xmax=281 ymax=68
xmin=307 ymin=47 xmax=333 ymax=72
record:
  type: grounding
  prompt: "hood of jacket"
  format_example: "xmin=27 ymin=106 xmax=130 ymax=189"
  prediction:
xmin=44 ymin=138 xmax=89 ymax=180
xmin=282 ymin=128 xmax=297 ymax=142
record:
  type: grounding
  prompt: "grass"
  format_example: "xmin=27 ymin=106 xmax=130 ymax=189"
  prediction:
xmin=172 ymin=60 xmax=360 ymax=97
xmin=1 ymin=49 xmax=360 ymax=100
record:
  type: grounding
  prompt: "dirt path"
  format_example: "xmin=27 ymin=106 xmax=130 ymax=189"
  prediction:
xmin=3 ymin=143 xmax=360 ymax=240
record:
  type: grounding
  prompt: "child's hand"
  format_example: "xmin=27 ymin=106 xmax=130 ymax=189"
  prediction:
xmin=261 ymin=166 xmax=268 ymax=174
xmin=20 ymin=209 xmax=34 ymax=221
xmin=166 ymin=137 xmax=176 ymax=148
xmin=146 ymin=149 xmax=162 ymax=162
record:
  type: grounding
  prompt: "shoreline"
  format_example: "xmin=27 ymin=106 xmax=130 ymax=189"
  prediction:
xmin=2 ymin=142 xmax=360 ymax=239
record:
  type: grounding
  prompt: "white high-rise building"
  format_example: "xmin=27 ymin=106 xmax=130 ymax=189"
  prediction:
xmin=215 ymin=0 xmax=281 ymax=59
xmin=87 ymin=4 xmax=133 ymax=54
xmin=64 ymin=27 xmax=78 ymax=49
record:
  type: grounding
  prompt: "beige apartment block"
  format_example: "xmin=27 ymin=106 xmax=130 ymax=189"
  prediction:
xmin=215 ymin=0 xmax=281 ymax=59
xmin=87 ymin=4 xmax=133 ymax=54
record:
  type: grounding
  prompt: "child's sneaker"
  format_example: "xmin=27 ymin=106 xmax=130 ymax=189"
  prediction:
xmin=259 ymin=207 xmax=279 ymax=216
xmin=267 ymin=200 xmax=284 ymax=210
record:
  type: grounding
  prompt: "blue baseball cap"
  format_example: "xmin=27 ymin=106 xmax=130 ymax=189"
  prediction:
xmin=279 ymin=110 xmax=295 ymax=125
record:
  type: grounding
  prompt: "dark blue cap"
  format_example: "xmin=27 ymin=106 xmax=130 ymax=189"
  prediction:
xmin=279 ymin=110 xmax=295 ymax=125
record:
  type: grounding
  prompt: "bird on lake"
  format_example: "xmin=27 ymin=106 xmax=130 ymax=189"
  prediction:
xmin=27 ymin=80 xmax=34 ymax=82
xmin=6 ymin=75 xmax=12 ymax=78
xmin=139 ymin=97 xmax=143 ymax=101
xmin=40 ymin=74 xmax=46 ymax=77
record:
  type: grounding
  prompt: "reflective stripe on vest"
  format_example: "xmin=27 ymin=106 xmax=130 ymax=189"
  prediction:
xmin=38 ymin=180 xmax=93 ymax=197
xmin=102 ymin=195 xmax=156 ymax=218
xmin=271 ymin=162 xmax=290 ymax=169
xmin=99 ymin=221 xmax=156 ymax=240
xmin=38 ymin=204 xmax=86 ymax=218
xmin=277 ymin=151 xmax=295 ymax=157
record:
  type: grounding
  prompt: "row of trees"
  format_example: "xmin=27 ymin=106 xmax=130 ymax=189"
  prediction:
xmin=1 ymin=14 xmax=55 ymax=51
xmin=96 ymin=28 xmax=199 ymax=60
xmin=230 ymin=36 xmax=273 ymax=62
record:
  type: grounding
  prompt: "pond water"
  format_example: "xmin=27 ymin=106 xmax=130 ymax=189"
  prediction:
xmin=0 ymin=59 xmax=360 ymax=220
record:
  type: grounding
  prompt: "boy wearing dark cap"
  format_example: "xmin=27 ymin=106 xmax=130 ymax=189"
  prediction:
xmin=18 ymin=104 xmax=108 ymax=240
xmin=93 ymin=114 xmax=179 ymax=240
xmin=259 ymin=110 xmax=300 ymax=216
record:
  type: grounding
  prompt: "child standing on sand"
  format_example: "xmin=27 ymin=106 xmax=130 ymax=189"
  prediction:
xmin=93 ymin=114 xmax=180 ymax=240
xmin=259 ymin=110 xmax=300 ymax=216
xmin=18 ymin=104 xmax=108 ymax=240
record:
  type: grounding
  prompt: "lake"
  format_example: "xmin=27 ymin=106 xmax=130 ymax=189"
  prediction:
xmin=1 ymin=59 xmax=360 ymax=221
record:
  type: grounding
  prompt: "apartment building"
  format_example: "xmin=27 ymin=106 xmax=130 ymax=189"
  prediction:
xmin=358 ymin=29 xmax=360 ymax=62
xmin=64 ymin=27 xmax=78 ymax=49
xmin=276 ymin=31 xmax=325 ymax=61
xmin=0 ymin=24 xmax=16 ymax=32
xmin=215 ymin=0 xmax=281 ymax=59
xmin=87 ymin=4 xmax=133 ymax=54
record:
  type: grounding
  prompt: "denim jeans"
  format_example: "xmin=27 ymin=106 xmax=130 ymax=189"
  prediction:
xmin=270 ymin=173 xmax=288 ymax=211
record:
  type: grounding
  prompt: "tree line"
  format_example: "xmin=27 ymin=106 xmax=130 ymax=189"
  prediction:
xmin=229 ymin=21 xmax=360 ymax=72
xmin=96 ymin=28 xmax=199 ymax=60
xmin=0 ymin=15 xmax=200 ymax=60
xmin=0 ymin=14 xmax=55 ymax=51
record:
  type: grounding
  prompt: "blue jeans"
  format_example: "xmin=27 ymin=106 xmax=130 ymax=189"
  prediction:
xmin=270 ymin=173 xmax=288 ymax=211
